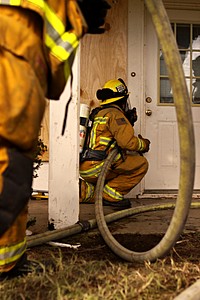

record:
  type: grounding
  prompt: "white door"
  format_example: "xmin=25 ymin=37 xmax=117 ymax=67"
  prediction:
xmin=144 ymin=9 xmax=200 ymax=191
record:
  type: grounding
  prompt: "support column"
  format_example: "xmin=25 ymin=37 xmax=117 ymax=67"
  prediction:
xmin=48 ymin=53 xmax=80 ymax=229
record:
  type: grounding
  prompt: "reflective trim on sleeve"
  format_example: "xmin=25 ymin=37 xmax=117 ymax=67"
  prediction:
xmin=0 ymin=0 xmax=79 ymax=62
xmin=45 ymin=32 xmax=79 ymax=61
xmin=0 ymin=0 xmax=21 ymax=4
xmin=0 ymin=0 xmax=43 ymax=8
xmin=99 ymin=137 xmax=113 ymax=146
xmin=103 ymin=184 xmax=123 ymax=201
xmin=138 ymin=138 xmax=145 ymax=152
xmin=0 ymin=238 xmax=26 ymax=266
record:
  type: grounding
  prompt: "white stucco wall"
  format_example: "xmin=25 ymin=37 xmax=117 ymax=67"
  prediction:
xmin=32 ymin=162 xmax=49 ymax=192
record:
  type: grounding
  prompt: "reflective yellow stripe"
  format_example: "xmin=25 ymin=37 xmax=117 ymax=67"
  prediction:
xmin=45 ymin=2 xmax=64 ymax=34
xmin=80 ymin=161 xmax=104 ymax=178
xmin=93 ymin=117 xmax=107 ymax=124
xmin=0 ymin=0 xmax=42 ymax=7
xmin=84 ymin=182 xmax=94 ymax=202
xmin=100 ymin=137 xmax=111 ymax=146
xmin=26 ymin=0 xmax=45 ymax=9
xmin=0 ymin=0 xmax=79 ymax=62
xmin=138 ymin=138 xmax=145 ymax=151
xmin=11 ymin=0 xmax=21 ymax=4
xmin=46 ymin=32 xmax=79 ymax=61
xmin=90 ymin=116 xmax=108 ymax=149
xmin=114 ymin=152 xmax=121 ymax=161
xmin=104 ymin=184 xmax=123 ymax=201
xmin=0 ymin=0 xmax=20 ymax=4
xmin=0 ymin=238 xmax=26 ymax=266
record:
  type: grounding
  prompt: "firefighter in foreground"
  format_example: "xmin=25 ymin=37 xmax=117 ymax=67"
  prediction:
xmin=0 ymin=0 xmax=110 ymax=279
xmin=80 ymin=78 xmax=150 ymax=209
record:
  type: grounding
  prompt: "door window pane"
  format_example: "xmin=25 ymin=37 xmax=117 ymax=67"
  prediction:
xmin=193 ymin=25 xmax=200 ymax=48
xmin=192 ymin=78 xmax=200 ymax=103
xmin=160 ymin=78 xmax=173 ymax=103
xmin=160 ymin=51 xmax=167 ymax=76
xmin=176 ymin=24 xmax=190 ymax=49
xmin=159 ymin=23 xmax=200 ymax=105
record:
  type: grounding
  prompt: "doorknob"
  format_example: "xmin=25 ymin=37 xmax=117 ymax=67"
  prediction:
xmin=145 ymin=109 xmax=152 ymax=116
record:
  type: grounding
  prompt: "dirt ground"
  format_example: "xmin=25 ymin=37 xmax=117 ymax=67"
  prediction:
xmin=27 ymin=197 xmax=200 ymax=263
xmin=26 ymin=198 xmax=200 ymax=299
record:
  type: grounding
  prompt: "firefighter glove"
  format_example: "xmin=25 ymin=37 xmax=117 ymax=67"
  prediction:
xmin=125 ymin=107 xmax=138 ymax=126
xmin=77 ymin=0 xmax=111 ymax=34
xmin=138 ymin=134 xmax=150 ymax=153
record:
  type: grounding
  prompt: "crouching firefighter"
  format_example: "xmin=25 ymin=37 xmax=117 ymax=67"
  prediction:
xmin=79 ymin=78 xmax=150 ymax=209
xmin=0 ymin=0 xmax=111 ymax=279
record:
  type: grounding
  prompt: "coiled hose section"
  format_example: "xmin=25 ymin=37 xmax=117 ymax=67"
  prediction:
xmin=94 ymin=0 xmax=196 ymax=262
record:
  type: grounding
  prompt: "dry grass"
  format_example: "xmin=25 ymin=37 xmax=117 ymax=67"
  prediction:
xmin=1 ymin=233 xmax=200 ymax=300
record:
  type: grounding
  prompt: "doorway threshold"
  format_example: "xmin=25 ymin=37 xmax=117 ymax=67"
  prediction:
xmin=136 ymin=190 xmax=200 ymax=199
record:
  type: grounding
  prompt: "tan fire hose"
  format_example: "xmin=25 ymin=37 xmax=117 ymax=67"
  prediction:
xmin=94 ymin=0 xmax=195 ymax=262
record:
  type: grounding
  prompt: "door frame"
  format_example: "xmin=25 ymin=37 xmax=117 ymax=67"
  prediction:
xmin=128 ymin=0 xmax=146 ymax=197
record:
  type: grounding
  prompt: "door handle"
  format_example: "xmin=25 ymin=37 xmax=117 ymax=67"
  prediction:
xmin=145 ymin=109 xmax=152 ymax=116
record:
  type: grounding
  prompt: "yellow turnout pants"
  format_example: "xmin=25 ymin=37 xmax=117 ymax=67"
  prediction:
xmin=80 ymin=153 xmax=148 ymax=203
xmin=0 ymin=8 xmax=47 ymax=272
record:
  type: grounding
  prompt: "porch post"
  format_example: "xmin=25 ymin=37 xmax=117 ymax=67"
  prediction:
xmin=48 ymin=52 xmax=80 ymax=229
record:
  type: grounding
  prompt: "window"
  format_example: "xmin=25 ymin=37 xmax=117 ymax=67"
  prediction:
xmin=160 ymin=23 xmax=200 ymax=105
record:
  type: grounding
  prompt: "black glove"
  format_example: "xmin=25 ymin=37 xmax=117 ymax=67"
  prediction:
xmin=125 ymin=107 xmax=138 ymax=126
xmin=77 ymin=0 xmax=111 ymax=34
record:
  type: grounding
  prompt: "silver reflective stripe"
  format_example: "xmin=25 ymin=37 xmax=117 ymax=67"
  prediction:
xmin=0 ymin=1 xmax=12 ymax=4
xmin=46 ymin=20 xmax=59 ymax=43
xmin=0 ymin=0 xmax=78 ymax=62
xmin=104 ymin=184 xmax=123 ymax=201
xmin=45 ymin=21 xmax=74 ymax=54
xmin=0 ymin=239 xmax=26 ymax=265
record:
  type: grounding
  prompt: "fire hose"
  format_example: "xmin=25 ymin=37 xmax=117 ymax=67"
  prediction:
xmin=94 ymin=0 xmax=195 ymax=262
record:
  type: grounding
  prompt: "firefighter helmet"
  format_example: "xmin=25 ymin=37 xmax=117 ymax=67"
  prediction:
xmin=96 ymin=78 xmax=129 ymax=105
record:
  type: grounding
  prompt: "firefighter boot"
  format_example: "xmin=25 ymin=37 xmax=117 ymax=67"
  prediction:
xmin=0 ymin=253 xmax=54 ymax=281
xmin=103 ymin=198 xmax=132 ymax=209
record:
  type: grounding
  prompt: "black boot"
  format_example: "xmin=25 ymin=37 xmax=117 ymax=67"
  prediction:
xmin=0 ymin=253 xmax=52 ymax=280
xmin=103 ymin=198 xmax=131 ymax=209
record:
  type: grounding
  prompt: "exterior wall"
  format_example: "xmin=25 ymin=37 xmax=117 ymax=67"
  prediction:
xmin=80 ymin=0 xmax=128 ymax=108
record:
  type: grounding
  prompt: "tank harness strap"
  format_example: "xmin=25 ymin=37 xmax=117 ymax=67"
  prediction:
xmin=80 ymin=105 xmax=123 ymax=163
xmin=81 ymin=139 xmax=115 ymax=162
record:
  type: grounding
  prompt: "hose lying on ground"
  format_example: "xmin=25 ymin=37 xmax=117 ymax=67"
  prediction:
xmin=27 ymin=201 xmax=200 ymax=248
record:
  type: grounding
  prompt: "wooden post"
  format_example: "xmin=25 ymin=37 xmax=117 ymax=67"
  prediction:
xmin=48 ymin=53 xmax=80 ymax=229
